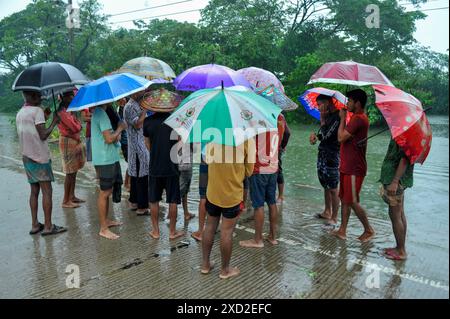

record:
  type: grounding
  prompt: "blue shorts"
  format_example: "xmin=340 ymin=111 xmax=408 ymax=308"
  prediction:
xmin=249 ymin=173 xmax=277 ymax=209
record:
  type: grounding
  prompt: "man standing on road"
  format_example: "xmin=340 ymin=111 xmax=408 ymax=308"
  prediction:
xmin=16 ymin=90 xmax=67 ymax=236
xmin=331 ymin=89 xmax=375 ymax=242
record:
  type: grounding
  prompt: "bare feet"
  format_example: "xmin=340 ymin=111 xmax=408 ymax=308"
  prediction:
xmin=219 ymin=267 xmax=240 ymax=279
xmin=239 ymin=239 xmax=264 ymax=248
xmin=62 ymin=201 xmax=81 ymax=208
xmin=149 ymin=230 xmax=160 ymax=239
xmin=99 ymin=228 xmax=120 ymax=240
xmin=169 ymin=230 xmax=185 ymax=240
xmin=191 ymin=231 xmax=203 ymax=241
xmin=358 ymin=230 xmax=376 ymax=242
xmin=265 ymin=236 xmax=279 ymax=245
xmin=200 ymin=261 xmax=215 ymax=274
xmin=106 ymin=220 xmax=123 ymax=228
xmin=184 ymin=212 xmax=195 ymax=221
xmin=331 ymin=229 xmax=347 ymax=240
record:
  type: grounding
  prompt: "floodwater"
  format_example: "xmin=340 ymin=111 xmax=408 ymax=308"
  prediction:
xmin=0 ymin=113 xmax=448 ymax=299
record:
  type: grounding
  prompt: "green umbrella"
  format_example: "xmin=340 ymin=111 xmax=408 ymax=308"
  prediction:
xmin=164 ymin=86 xmax=281 ymax=146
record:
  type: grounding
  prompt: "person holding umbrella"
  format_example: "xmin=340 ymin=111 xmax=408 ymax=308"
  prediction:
xmin=309 ymin=95 xmax=341 ymax=225
xmin=16 ymin=91 xmax=67 ymax=236
xmin=331 ymin=89 xmax=375 ymax=242
xmin=371 ymin=84 xmax=432 ymax=260
xmin=379 ymin=138 xmax=414 ymax=260
xmin=57 ymin=89 xmax=86 ymax=209
xmin=91 ymin=102 xmax=127 ymax=240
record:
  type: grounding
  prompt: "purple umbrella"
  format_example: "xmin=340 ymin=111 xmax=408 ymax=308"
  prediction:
xmin=173 ymin=63 xmax=252 ymax=91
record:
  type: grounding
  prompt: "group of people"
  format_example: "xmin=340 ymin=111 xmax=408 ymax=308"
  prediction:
xmin=310 ymin=89 xmax=413 ymax=261
xmin=15 ymin=84 xmax=413 ymax=280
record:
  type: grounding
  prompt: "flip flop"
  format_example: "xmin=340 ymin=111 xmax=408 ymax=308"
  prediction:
xmin=315 ymin=213 xmax=331 ymax=220
xmin=41 ymin=224 xmax=67 ymax=236
xmin=200 ymin=262 xmax=215 ymax=274
xmin=29 ymin=223 xmax=44 ymax=235
xmin=383 ymin=250 xmax=406 ymax=261
xmin=137 ymin=209 xmax=151 ymax=216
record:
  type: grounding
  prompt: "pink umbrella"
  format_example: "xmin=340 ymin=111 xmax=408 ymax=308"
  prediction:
xmin=308 ymin=61 xmax=394 ymax=87
xmin=372 ymin=84 xmax=432 ymax=164
xmin=237 ymin=67 xmax=285 ymax=92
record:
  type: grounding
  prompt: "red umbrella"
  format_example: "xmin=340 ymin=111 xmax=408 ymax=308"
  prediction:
xmin=373 ymin=84 xmax=432 ymax=164
xmin=308 ymin=61 xmax=394 ymax=87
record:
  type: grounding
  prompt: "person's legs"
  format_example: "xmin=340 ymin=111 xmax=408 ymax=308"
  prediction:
xmin=268 ymin=204 xmax=278 ymax=245
xmin=219 ymin=215 xmax=240 ymax=279
xmin=192 ymin=198 xmax=206 ymax=241
xmin=331 ymin=203 xmax=351 ymax=240
xmin=98 ymin=188 xmax=119 ymax=240
xmin=329 ymin=188 xmax=340 ymax=224
xmin=353 ymin=202 xmax=375 ymax=242
xmin=386 ymin=202 xmax=407 ymax=259
xmin=166 ymin=175 xmax=184 ymax=239
xmin=148 ymin=176 xmax=164 ymax=239
xmin=168 ymin=203 xmax=184 ymax=239
xmin=319 ymin=189 xmax=332 ymax=219
xmin=39 ymin=181 xmax=53 ymax=232
xmin=29 ymin=183 xmax=40 ymax=232
xmin=239 ymin=207 xmax=264 ymax=248
xmin=70 ymin=171 xmax=85 ymax=203
xmin=180 ymin=170 xmax=194 ymax=220
xmin=240 ymin=174 xmax=266 ymax=248
xmin=201 ymin=213 xmax=220 ymax=273
xmin=62 ymin=173 xmax=80 ymax=207
xmin=149 ymin=202 xmax=160 ymax=239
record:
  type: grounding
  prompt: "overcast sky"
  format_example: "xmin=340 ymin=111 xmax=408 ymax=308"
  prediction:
xmin=0 ymin=0 xmax=449 ymax=53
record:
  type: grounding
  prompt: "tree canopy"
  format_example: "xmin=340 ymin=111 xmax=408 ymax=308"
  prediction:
xmin=0 ymin=0 xmax=448 ymax=122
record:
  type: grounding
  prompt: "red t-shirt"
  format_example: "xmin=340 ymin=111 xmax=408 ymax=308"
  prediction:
xmin=339 ymin=113 xmax=369 ymax=176
xmin=253 ymin=115 xmax=284 ymax=174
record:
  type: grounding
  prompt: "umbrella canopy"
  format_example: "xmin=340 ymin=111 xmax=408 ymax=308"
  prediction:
xmin=255 ymin=84 xmax=298 ymax=111
xmin=118 ymin=57 xmax=176 ymax=80
xmin=298 ymin=87 xmax=347 ymax=121
xmin=140 ymin=88 xmax=184 ymax=113
xmin=308 ymin=61 xmax=394 ymax=87
xmin=173 ymin=64 xmax=252 ymax=91
xmin=12 ymin=61 xmax=89 ymax=92
xmin=164 ymin=86 xmax=281 ymax=146
xmin=237 ymin=67 xmax=284 ymax=92
xmin=373 ymin=84 xmax=432 ymax=164
xmin=67 ymin=73 xmax=152 ymax=111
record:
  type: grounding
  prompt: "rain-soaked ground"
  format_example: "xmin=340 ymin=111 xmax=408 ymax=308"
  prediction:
xmin=0 ymin=113 xmax=448 ymax=299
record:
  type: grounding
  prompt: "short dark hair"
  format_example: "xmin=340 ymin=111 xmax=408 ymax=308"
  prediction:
xmin=316 ymin=94 xmax=333 ymax=103
xmin=346 ymin=89 xmax=367 ymax=108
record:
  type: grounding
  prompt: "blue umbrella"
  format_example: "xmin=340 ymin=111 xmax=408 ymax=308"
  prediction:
xmin=68 ymin=73 xmax=152 ymax=111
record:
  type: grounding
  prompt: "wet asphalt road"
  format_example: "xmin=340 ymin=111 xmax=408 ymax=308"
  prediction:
xmin=0 ymin=114 xmax=448 ymax=299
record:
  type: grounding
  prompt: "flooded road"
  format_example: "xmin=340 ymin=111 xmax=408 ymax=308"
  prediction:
xmin=0 ymin=113 xmax=448 ymax=299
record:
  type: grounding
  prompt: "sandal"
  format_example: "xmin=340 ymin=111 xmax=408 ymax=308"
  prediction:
xmin=29 ymin=223 xmax=44 ymax=235
xmin=383 ymin=249 xmax=406 ymax=261
xmin=41 ymin=224 xmax=67 ymax=236
xmin=137 ymin=209 xmax=151 ymax=216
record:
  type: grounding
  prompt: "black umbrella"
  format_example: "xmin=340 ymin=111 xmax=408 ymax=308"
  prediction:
xmin=12 ymin=61 xmax=89 ymax=92
xmin=12 ymin=61 xmax=89 ymax=111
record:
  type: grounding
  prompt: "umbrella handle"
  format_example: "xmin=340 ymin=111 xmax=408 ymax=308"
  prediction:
xmin=357 ymin=106 xmax=433 ymax=147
